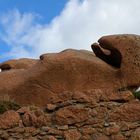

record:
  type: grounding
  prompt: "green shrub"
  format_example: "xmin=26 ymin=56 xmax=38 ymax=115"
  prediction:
xmin=133 ymin=91 xmax=140 ymax=100
xmin=0 ymin=101 xmax=21 ymax=114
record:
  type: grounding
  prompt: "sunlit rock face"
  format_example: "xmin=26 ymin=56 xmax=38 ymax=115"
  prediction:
xmin=92 ymin=34 xmax=140 ymax=89
xmin=0 ymin=34 xmax=140 ymax=107
xmin=0 ymin=58 xmax=37 ymax=71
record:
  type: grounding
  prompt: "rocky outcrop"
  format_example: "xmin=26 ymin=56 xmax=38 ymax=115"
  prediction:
xmin=0 ymin=34 xmax=140 ymax=107
xmin=0 ymin=32 xmax=140 ymax=139
xmin=0 ymin=91 xmax=139 ymax=140
xmin=91 ymin=34 xmax=140 ymax=89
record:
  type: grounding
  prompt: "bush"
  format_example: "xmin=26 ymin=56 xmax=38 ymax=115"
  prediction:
xmin=0 ymin=101 xmax=21 ymax=114
xmin=133 ymin=91 xmax=140 ymax=100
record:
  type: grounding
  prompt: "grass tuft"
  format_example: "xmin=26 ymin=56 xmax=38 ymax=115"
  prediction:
xmin=0 ymin=94 xmax=21 ymax=114
xmin=0 ymin=101 xmax=21 ymax=114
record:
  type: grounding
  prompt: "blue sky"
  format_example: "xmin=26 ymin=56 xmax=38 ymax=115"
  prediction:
xmin=0 ymin=0 xmax=140 ymax=62
xmin=0 ymin=0 xmax=67 ymax=62
xmin=0 ymin=0 xmax=67 ymax=24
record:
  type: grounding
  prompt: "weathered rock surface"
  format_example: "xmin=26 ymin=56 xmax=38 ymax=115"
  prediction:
xmin=0 ymin=58 xmax=37 ymax=71
xmin=0 ymin=34 xmax=140 ymax=139
xmin=0 ymin=91 xmax=139 ymax=139
xmin=0 ymin=110 xmax=20 ymax=129
xmin=0 ymin=34 xmax=140 ymax=107
xmin=91 ymin=34 xmax=140 ymax=90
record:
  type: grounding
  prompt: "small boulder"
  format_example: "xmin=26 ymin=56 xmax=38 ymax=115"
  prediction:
xmin=0 ymin=110 xmax=20 ymax=129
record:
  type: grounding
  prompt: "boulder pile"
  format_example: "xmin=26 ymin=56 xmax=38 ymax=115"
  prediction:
xmin=0 ymin=90 xmax=139 ymax=139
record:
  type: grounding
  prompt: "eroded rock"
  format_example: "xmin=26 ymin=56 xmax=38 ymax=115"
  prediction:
xmin=0 ymin=35 xmax=140 ymax=106
xmin=0 ymin=58 xmax=37 ymax=71
xmin=0 ymin=34 xmax=140 ymax=139
xmin=54 ymin=106 xmax=89 ymax=125
xmin=109 ymin=100 xmax=140 ymax=122
xmin=0 ymin=110 xmax=20 ymax=129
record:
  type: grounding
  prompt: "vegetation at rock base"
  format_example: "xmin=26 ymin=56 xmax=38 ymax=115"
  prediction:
xmin=0 ymin=94 xmax=21 ymax=114
xmin=0 ymin=101 xmax=21 ymax=114
xmin=133 ymin=90 xmax=140 ymax=100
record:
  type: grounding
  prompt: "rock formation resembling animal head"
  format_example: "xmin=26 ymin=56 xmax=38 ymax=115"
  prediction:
xmin=0 ymin=34 xmax=140 ymax=107
xmin=91 ymin=34 xmax=140 ymax=89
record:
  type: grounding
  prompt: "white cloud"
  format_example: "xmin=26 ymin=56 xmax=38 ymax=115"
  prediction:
xmin=0 ymin=0 xmax=140 ymax=59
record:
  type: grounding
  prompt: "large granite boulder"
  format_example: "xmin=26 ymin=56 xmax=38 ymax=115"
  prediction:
xmin=91 ymin=34 xmax=140 ymax=90
xmin=0 ymin=34 xmax=140 ymax=107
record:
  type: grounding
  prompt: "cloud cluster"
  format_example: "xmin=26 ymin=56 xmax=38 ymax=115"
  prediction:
xmin=0 ymin=0 xmax=140 ymax=59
